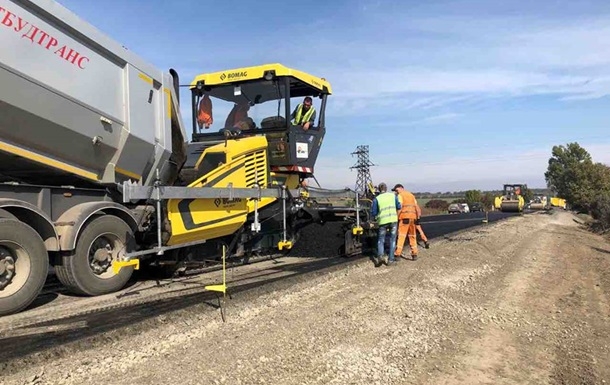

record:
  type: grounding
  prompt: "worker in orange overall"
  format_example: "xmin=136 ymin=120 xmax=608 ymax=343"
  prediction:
xmin=393 ymin=184 xmax=419 ymax=261
xmin=197 ymin=94 xmax=213 ymax=129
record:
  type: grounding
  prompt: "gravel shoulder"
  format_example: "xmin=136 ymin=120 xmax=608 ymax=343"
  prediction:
xmin=2 ymin=210 xmax=609 ymax=385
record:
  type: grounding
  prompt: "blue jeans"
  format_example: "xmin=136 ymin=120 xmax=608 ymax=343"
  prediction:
xmin=378 ymin=222 xmax=397 ymax=261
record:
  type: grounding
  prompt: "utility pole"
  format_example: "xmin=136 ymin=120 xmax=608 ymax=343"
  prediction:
xmin=350 ymin=145 xmax=375 ymax=196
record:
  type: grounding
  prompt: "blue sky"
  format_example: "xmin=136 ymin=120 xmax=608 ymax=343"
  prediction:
xmin=57 ymin=0 xmax=610 ymax=192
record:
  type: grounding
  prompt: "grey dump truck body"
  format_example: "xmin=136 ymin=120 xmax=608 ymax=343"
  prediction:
xmin=0 ymin=0 xmax=188 ymax=316
xmin=0 ymin=0 xmax=186 ymax=187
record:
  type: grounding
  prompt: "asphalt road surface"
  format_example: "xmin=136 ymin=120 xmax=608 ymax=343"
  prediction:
xmin=420 ymin=210 xmax=522 ymax=240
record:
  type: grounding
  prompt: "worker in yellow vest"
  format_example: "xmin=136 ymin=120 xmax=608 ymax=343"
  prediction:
xmin=290 ymin=96 xmax=316 ymax=130
xmin=393 ymin=184 xmax=419 ymax=260
xmin=371 ymin=183 xmax=401 ymax=266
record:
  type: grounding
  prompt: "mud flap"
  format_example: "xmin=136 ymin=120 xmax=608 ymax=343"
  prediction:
xmin=344 ymin=230 xmax=362 ymax=257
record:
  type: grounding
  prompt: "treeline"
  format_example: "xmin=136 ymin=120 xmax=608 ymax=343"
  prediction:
xmin=545 ymin=142 xmax=610 ymax=230
xmin=423 ymin=190 xmax=500 ymax=211
xmin=415 ymin=188 xmax=550 ymax=199
xmin=422 ymin=186 xmax=541 ymax=211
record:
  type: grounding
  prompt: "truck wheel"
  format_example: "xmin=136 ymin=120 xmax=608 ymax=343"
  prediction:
xmin=0 ymin=219 xmax=49 ymax=316
xmin=56 ymin=216 xmax=134 ymax=296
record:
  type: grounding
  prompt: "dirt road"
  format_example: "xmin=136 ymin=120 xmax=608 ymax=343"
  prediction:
xmin=2 ymin=210 xmax=609 ymax=385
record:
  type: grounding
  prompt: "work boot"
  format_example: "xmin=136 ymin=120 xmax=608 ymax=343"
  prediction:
xmin=382 ymin=255 xmax=389 ymax=265
xmin=374 ymin=256 xmax=382 ymax=267
xmin=424 ymin=241 xmax=430 ymax=249
xmin=412 ymin=254 xmax=418 ymax=261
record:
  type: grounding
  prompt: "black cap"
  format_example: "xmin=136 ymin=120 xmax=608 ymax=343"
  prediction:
xmin=392 ymin=184 xmax=403 ymax=191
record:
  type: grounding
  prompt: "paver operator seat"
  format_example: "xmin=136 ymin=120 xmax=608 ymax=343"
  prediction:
xmin=187 ymin=64 xmax=332 ymax=178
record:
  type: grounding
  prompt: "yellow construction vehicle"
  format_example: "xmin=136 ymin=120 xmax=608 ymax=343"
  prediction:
xmin=550 ymin=197 xmax=567 ymax=209
xmin=126 ymin=63 xmax=370 ymax=275
xmin=494 ymin=196 xmax=502 ymax=211
xmin=528 ymin=195 xmax=549 ymax=210
xmin=498 ymin=184 xmax=526 ymax=212
xmin=0 ymin=0 xmax=370 ymax=316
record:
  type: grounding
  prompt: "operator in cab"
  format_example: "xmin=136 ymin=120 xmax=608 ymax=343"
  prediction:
xmin=290 ymin=96 xmax=316 ymax=130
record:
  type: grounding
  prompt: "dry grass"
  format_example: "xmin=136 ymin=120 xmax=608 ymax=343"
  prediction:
xmin=421 ymin=207 xmax=446 ymax=216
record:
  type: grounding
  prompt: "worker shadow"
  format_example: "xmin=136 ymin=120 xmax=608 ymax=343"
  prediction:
xmin=577 ymin=220 xmax=607 ymax=234
xmin=443 ymin=235 xmax=475 ymax=242
xmin=591 ymin=246 xmax=610 ymax=255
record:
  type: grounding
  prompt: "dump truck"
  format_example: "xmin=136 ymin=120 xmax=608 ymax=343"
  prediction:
xmin=0 ymin=0 xmax=368 ymax=316
xmin=550 ymin=197 xmax=567 ymax=209
xmin=497 ymin=184 xmax=526 ymax=212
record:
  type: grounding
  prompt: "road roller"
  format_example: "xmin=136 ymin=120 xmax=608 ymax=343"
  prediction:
xmin=499 ymin=184 xmax=526 ymax=212
xmin=529 ymin=195 xmax=548 ymax=210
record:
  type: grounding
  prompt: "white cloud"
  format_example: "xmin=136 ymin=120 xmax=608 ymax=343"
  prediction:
xmin=328 ymin=67 xmax=602 ymax=100
xmin=504 ymin=20 xmax=610 ymax=69
xmin=314 ymin=142 xmax=610 ymax=192
xmin=405 ymin=113 xmax=463 ymax=126
xmin=296 ymin=14 xmax=610 ymax=112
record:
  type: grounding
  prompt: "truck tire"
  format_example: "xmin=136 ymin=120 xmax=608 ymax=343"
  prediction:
xmin=0 ymin=219 xmax=49 ymax=316
xmin=55 ymin=215 xmax=134 ymax=296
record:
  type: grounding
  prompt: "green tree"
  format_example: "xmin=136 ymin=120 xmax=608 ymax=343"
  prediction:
xmin=545 ymin=142 xmax=610 ymax=212
xmin=590 ymin=191 xmax=610 ymax=231
xmin=481 ymin=192 xmax=495 ymax=210
xmin=464 ymin=190 xmax=482 ymax=206
xmin=544 ymin=142 xmax=593 ymax=210
xmin=573 ymin=162 xmax=610 ymax=210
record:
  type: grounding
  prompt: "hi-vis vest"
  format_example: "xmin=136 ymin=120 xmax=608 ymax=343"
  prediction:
xmin=397 ymin=190 xmax=418 ymax=220
xmin=376 ymin=192 xmax=398 ymax=225
xmin=292 ymin=104 xmax=315 ymax=125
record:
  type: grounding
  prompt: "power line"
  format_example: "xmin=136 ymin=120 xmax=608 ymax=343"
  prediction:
xmin=350 ymin=145 xmax=375 ymax=194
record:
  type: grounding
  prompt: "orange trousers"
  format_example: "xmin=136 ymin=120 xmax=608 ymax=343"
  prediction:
xmin=395 ymin=218 xmax=418 ymax=257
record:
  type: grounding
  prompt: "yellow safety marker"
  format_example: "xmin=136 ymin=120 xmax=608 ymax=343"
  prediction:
xmin=278 ymin=240 xmax=293 ymax=250
xmin=112 ymin=259 xmax=140 ymax=275
xmin=205 ymin=245 xmax=227 ymax=295
xmin=352 ymin=226 xmax=364 ymax=235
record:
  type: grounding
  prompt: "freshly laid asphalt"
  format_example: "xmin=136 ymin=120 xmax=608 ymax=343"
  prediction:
xmin=419 ymin=210 xmax=523 ymax=240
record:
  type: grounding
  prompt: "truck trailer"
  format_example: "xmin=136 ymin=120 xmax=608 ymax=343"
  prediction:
xmin=0 ymin=0 xmax=369 ymax=316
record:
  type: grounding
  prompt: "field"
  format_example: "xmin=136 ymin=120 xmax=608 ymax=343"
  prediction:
xmin=417 ymin=197 xmax=458 ymax=216
xmin=416 ymin=197 xmax=462 ymax=206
